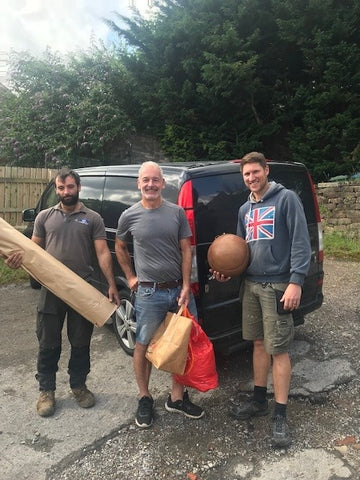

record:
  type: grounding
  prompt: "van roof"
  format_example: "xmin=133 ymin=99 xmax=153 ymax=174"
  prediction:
xmin=75 ymin=160 xmax=307 ymax=179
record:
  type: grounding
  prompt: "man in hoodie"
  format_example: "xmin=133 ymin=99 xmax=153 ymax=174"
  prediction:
xmin=214 ymin=151 xmax=311 ymax=447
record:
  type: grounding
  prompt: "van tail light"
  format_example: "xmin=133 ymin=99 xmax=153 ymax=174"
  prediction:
xmin=307 ymin=172 xmax=324 ymax=264
xmin=177 ymin=180 xmax=199 ymax=297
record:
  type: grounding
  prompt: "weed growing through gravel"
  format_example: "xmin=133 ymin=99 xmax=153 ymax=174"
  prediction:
xmin=323 ymin=231 xmax=360 ymax=261
xmin=0 ymin=257 xmax=29 ymax=285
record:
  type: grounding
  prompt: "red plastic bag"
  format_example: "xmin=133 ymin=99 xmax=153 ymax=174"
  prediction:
xmin=173 ymin=306 xmax=218 ymax=392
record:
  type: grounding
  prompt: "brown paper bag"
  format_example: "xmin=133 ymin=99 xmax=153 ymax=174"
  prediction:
xmin=0 ymin=217 xmax=116 ymax=327
xmin=145 ymin=305 xmax=193 ymax=375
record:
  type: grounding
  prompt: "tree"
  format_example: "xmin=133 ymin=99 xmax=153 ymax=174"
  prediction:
xmin=274 ymin=0 xmax=360 ymax=180
xmin=107 ymin=0 xmax=360 ymax=180
xmin=2 ymin=1 xmax=359 ymax=180
xmin=0 ymin=48 xmax=135 ymax=167
xmin=106 ymin=0 xmax=267 ymax=160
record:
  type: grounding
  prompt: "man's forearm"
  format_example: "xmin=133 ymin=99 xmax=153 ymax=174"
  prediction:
xmin=98 ymin=253 xmax=117 ymax=288
xmin=115 ymin=242 xmax=136 ymax=282
xmin=181 ymin=246 xmax=192 ymax=288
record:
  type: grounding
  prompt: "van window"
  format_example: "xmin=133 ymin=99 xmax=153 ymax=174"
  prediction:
xmin=102 ymin=176 xmax=140 ymax=229
xmin=192 ymin=173 xmax=249 ymax=243
xmin=268 ymin=166 xmax=317 ymax=224
xmin=159 ymin=172 xmax=181 ymax=204
xmin=78 ymin=176 xmax=104 ymax=214
xmin=39 ymin=183 xmax=57 ymax=210
xmin=37 ymin=175 xmax=105 ymax=213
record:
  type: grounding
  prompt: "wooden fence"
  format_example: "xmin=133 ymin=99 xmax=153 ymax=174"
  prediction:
xmin=0 ymin=166 xmax=57 ymax=227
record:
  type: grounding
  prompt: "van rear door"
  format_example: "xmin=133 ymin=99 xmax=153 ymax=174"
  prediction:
xmin=268 ymin=164 xmax=324 ymax=319
xmin=187 ymin=163 xmax=323 ymax=351
xmin=191 ymin=172 xmax=249 ymax=339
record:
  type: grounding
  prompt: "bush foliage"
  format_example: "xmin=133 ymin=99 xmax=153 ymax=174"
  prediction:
xmin=0 ymin=0 xmax=359 ymax=181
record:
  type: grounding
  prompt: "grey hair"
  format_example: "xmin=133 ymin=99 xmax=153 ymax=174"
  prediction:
xmin=138 ymin=161 xmax=164 ymax=178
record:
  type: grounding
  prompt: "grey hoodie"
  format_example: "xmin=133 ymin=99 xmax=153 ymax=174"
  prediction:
xmin=237 ymin=182 xmax=311 ymax=285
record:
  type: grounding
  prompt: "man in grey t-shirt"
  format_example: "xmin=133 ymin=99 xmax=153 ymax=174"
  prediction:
xmin=115 ymin=161 xmax=204 ymax=428
xmin=6 ymin=168 xmax=120 ymax=418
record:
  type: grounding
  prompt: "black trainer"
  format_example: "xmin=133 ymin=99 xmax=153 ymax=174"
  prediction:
xmin=230 ymin=398 xmax=269 ymax=420
xmin=165 ymin=390 xmax=204 ymax=419
xmin=272 ymin=415 xmax=291 ymax=448
xmin=135 ymin=396 xmax=154 ymax=428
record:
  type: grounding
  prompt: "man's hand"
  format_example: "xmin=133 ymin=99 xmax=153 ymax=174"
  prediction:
xmin=127 ymin=275 xmax=139 ymax=292
xmin=281 ymin=283 xmax=302 ymax=311
xmin=178 ymin=285 xmax=190 ymax=307
xmin=4 ymin=251 xmax=23 ymax=269
xmin=108 ymin=286 xmax=121 ymax=307
xmin=209 ymin=269 xmax=231 ymax=283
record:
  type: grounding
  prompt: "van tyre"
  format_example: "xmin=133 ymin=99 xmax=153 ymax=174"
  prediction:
xmin=113 ymin=290 xmax=136 ymax=356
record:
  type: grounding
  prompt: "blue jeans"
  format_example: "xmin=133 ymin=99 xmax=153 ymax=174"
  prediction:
xmin=135 ymin=285 xmax=197 ymax=345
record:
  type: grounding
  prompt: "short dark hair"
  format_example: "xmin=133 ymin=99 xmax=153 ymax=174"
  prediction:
xmin=55 ymin=168 xmax=81 ymax=186
xmin=240 ymin=152 xmax=267 ymax=170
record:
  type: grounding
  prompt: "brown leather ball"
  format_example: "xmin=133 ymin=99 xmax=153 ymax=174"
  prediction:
xmin=207 ymin=234 xmax=250 ymax=277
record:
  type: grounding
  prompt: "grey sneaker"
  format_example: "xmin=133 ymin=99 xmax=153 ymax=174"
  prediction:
xmin=135 ymin=396 xmax=154 ymax=428
xmin=37 ymin=390 xmax=55 ymax=417
xmin=72 ymin=385 xmax=95 ymax=408
xmin=272 ymin=415 xmax=291 ymax=448
xmin=165 ymin=390 xmax=204 ymax=419
xmin=230 ymin=398 xmax=269 ymax=420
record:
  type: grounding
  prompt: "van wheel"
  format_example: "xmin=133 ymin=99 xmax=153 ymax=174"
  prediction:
xmin=113 ymin=290 xmax=136 ymax=356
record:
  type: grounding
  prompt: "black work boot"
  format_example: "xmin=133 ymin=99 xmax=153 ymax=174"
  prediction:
xmin=272 ymin=415 xmax=291 ymax=448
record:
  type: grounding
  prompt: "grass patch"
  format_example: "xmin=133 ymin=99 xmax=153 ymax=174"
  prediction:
xmin=323 ymin=230 xmax=360 ymax=261
xmin=0 ymin=257 xmax=29 ymax=286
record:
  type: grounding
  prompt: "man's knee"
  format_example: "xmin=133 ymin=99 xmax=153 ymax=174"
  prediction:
xmin=272 ymin=351 xmax=291 ymax=363
xmin=134 ymin=342 xmax=148 ymax=356
xmin=253 ymin=339 xmax=265 ymax=350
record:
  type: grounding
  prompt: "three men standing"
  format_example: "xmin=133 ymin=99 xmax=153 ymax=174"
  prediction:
xmin=6 ymin=154 xmax=311 ymax=448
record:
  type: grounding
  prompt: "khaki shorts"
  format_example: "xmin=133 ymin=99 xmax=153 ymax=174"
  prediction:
xmin=242 ymin=280 xmax=294 ymax=355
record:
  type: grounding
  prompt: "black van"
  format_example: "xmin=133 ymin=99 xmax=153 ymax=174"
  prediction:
xmin=22 ymin=160 xmax=324 ymax=355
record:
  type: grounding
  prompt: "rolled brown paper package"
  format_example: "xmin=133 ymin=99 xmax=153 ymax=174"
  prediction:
xmin=0 ymin=217 xmax=116 ymax=326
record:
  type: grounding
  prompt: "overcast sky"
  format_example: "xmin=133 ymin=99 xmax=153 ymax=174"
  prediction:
xmin=0 ymin=0 xmax=152 ymax=57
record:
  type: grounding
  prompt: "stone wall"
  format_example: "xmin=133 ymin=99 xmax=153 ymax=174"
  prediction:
xmin=316 ymin=181 xmax=360 ymax=238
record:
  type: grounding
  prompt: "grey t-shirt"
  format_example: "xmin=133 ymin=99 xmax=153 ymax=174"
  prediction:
xmin=116 ymin=200 xmax=191 ymax=282
xmin=33 ymin=202 xmax=106 ymax=279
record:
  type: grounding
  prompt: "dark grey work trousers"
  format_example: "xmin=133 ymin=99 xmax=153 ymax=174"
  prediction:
xmin=36 ymin=287 xmax=94 ymax=391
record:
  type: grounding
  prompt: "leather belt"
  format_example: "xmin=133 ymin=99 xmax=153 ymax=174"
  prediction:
xmin=138 ymin=280 xmax=182 ymax=290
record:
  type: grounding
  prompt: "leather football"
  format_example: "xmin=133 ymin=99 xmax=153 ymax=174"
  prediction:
xmin=207 ymin=233 xmax=249 ymax=277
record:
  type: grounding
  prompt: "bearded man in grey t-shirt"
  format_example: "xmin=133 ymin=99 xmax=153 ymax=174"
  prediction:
xmin=5 ymin=168 xmax=120 ymax=418
xmin=115 ymin=161 xmax=204 ymax=428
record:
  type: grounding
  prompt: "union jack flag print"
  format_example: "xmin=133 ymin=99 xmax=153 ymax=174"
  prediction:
xmin=245 ymin=206 xmax=275 ymax=242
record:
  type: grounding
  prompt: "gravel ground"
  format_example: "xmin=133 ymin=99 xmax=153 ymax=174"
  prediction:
xmin=45 ymin=258 xmax=360 ymax=479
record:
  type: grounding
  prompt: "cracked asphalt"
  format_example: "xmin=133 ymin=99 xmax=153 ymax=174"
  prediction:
xmin=1 ymin=258 xmax=359 ymax=480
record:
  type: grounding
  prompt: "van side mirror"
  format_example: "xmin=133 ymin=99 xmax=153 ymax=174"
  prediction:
xmin=22 ymin=208 xmax=36 ymax=222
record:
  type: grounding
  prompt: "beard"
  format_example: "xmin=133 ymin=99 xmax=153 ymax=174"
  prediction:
xmin=59 ymin=191 xmax=79 ymax=206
